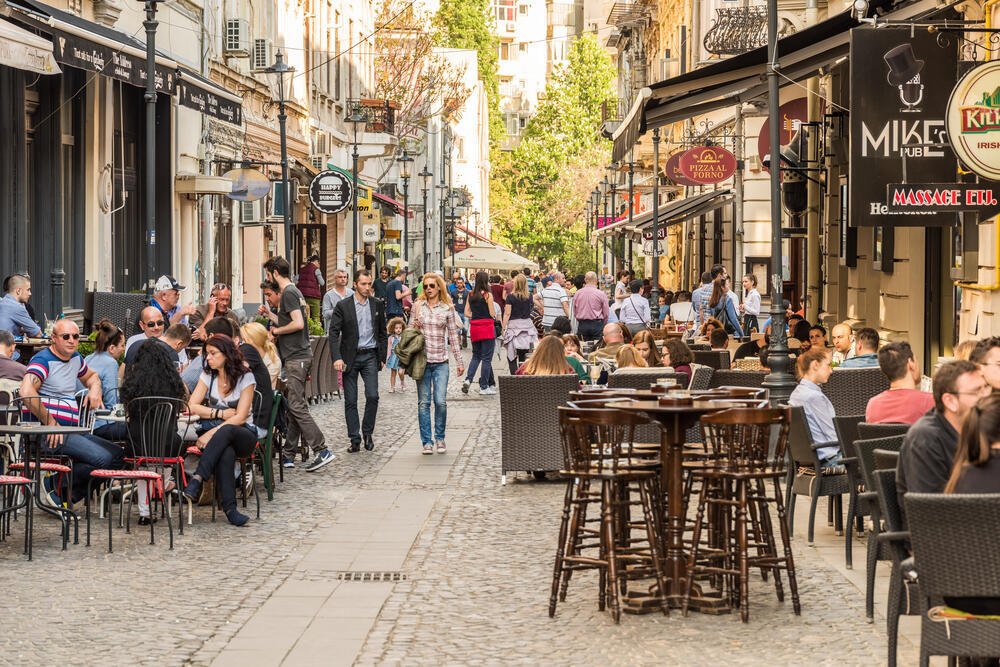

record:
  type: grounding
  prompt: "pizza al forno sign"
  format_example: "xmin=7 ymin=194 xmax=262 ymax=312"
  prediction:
xmin=947 ymin=60 xmax=1000 ymax=181
xmin=678 ymin=145 xmax=738 ymax=185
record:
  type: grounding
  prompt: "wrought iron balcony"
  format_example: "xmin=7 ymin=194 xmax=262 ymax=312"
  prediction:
xmin=346 ymin=98 xmax=400 ymax=134
xmin=703 ymin=6 xmax=767 ymax=57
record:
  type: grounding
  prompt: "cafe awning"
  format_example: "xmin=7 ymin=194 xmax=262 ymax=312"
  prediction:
xmin=0 ymin=17 xmax=60 ymax=74
xmin=444 ymin=244 xmax=538 ymax=271
xmin=373 ymin=192 xmax=414 ymax=218
xmin=176 ymin=67 xmax=243 ymax=126
xmin=596 ymin=188 xmax=732 ymax=237
xmin=9 ymin=0 xmax=177 ymax=93
xmin=611 ymin=0 xmax=947 ymax=163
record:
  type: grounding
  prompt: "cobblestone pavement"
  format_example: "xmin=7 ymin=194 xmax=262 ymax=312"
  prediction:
xmin=0 ymin=350 xmax=918 ymax=665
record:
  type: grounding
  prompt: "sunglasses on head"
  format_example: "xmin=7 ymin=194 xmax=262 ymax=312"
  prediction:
xmin=146 ymin=320 xmax=165 ymax=328
xmin=58 ymin=333 xmax=80 ymax=341
xmin=212 ymin=283 xmax=230 ymax=293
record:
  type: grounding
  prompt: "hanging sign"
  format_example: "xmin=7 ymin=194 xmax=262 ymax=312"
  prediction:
xmin=885 ymin=182 xmax=1000 ymax=216
xmin=757 ymin=98 xmax=815 ymax=172
xmin=178 ymin=79 xmax=242 ymax=126
xmin=225 ymin=168 xmax=271 ymax=202
xmin=641 ymin=240 xmax=666 ymax=256
xmin=50 ymin=30 xmax=174 ymax=93
xmin=308 ymin=169 xmax=353 ymax=214
xmin=849 ymin=27 xmax=958 ymax=226
xmin=665 ymin=152 xmax=699 ymax=187
xmin=946 ymin=60 xmax=1000 ymax=181
xmin=642 ymin=226 xmax=668 ymax=241
xmin=678 ymin=146 xmax=737 ymax=185
xmin=362 ymin=224 xmax=379 ymax=243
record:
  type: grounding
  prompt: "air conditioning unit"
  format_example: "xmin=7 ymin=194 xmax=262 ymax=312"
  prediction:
xmin=224 ymin=18 xmax=250 ymax=56
xmin=310 ymin=155 xmax=328 ymax=171
xmin=240 ymin=199 xmax=261 ymax=225
xmin=252 ymin=38 xmax=272 ymax=71
xmin=313 ymin=132 xmax=329 ymax=155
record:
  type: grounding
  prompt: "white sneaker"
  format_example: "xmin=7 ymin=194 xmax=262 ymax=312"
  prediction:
xmin=480 ymin=386 xmax=497 ymax=395
xmin=422 ymin=443 xmax=434 ymax=455
xmin=436 ymin=440 xmax=447 ymax=454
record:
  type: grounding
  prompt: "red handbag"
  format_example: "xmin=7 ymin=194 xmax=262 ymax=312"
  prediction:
xmin=469 ymin=318 xmax=495 ymax=342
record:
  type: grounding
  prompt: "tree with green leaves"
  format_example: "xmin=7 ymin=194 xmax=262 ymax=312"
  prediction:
xmin=434 ymin=0 xmax=504 ymax=146
xmin=491 ymin=34 xmax=615 ymax=275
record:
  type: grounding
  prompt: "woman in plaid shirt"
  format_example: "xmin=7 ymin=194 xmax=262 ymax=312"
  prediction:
xmin=411 ymin=272 xmax=466 ymax=454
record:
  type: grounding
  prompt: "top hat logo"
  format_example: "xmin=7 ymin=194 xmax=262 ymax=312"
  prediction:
xmin=884 ymin=43 xmax=925 ymax=86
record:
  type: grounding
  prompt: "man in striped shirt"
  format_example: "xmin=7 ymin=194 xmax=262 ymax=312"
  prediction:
xmin=540 ymin=271 xmax=570 ymax=331
xmin=20 ymin=319 xmax=124 ymax=504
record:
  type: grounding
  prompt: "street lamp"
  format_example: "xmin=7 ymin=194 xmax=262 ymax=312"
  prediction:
xmin=396 ymin=148 xmax=414 ymax=265
xmin=141 ymin=0 xmax=162 ymax=291
xmin=762 ymin=0 xmax=795 ymax=403
xmin=449 ymin=189 xmax=459 ymax=271
xmin=650 ymin=128 xmax=661 ymax=323
xmin=627 ymin=155 xmax=635 ymax=271
xmin=601 ymin=178 xmax=610 ymax=275
xmin=345 ymin=104 xmax=368 ymax=272
xmin=436 ymin=180 xmax=449 ymax=270
xmin=264 ymin=50 xmax=295 ymax=264
xmin=419 ymin=165 xmax=432 ymax=274
xmin=606 ymin=164 xmax=618 ymax=276
xmin=592 ymin=187 xmax=600 ymax=274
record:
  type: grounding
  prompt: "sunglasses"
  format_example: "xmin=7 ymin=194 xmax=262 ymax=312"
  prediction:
xmin=145 ymin=320 xmax=166 ymax=328
xmin=212 ymin=283 xmax=230 ymax=293
xmin=58 ymin=333 xmax=80 ymax=341
xmin=422 ymin=284 xmax=438 ymax=290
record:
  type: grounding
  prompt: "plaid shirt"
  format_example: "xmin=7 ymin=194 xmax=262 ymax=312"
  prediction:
xmin=413 ymin=301 xmax=463 ymax=365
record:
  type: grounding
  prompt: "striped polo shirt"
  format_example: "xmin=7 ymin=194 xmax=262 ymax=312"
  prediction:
xmin=25 ymin=348 xmax=88 ymax=425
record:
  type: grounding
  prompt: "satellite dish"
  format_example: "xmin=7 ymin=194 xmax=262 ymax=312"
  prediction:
xmin=224 ymin=168 xmax=271 ymax=202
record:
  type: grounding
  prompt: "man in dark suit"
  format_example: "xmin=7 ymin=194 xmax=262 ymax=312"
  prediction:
xmin=329 ymin=269 xmax=387 ymax=453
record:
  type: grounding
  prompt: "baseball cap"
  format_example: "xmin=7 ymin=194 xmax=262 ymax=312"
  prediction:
xmin=154 ymin=275 xmax=186 ymax=292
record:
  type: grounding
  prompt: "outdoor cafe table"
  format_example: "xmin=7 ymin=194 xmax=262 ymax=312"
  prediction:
xmin=0 ymin=422 xmax=93 ymax=550
xmin=607 ymin=395 xmax=753 ymax=613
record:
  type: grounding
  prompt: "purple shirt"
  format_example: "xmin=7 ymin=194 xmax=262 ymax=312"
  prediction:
xmin=571 ymin=285 xmax=609 ymax=322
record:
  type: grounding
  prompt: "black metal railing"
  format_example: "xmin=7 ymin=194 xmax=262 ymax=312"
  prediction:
xmin=346 ymin=98 xmax=397 ymax=134
xmin=703 ymin=6 xmax=767 ymax=57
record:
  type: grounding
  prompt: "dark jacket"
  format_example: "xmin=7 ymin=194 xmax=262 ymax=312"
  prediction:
xmin=896 ymin=408 xmax=957 ymax=526
xmin=328 ymin=294 xmax=388 ymax=373
xmin=394 ymin=327 xmax=426 ymax=380
xmin=240 ymin=343 xmax=274 ymax=431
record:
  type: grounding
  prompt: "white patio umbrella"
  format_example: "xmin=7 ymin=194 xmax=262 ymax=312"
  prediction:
xmin=444 ymin=244 xmax=539 ymax=272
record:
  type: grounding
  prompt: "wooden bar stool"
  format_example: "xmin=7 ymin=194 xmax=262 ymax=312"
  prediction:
xmin=550 ymin=407 xmax=669 ymax=623
xmin=683 ymin=407 xmax=801 ymax=622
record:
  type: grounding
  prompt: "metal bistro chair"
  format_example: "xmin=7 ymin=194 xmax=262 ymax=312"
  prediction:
xmin=906 ymin=493 xmax=1000 ymax=666
xmin=833 ymin=414 xmax=863 ymax=567
xmin=0 ymin=391 xmax=34 ymax=560
xmin=85 ymin=396 xmax=183 ymax=552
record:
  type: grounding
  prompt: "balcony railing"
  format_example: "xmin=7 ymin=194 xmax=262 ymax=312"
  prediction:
xmin=346 ymin=98 xmax=400 ymax=134
xmin=703 ymin=6 xmax=767 ymax=56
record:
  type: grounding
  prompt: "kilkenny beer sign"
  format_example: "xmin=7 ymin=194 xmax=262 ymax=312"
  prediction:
xmin=946 ymin=61 xmax=1000 ymax=181
xmin=678 ymin=146 xmax=737 ymax=185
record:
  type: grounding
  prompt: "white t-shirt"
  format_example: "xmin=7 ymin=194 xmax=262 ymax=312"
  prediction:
xmin=199 ymin=369 xmax=257 ymax=427
xmin=540 ymin=284 xmax=568 ymax=327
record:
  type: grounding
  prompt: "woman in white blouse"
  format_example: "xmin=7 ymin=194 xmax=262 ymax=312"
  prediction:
xmin=740 ymin=274 xmax=761 ymax=334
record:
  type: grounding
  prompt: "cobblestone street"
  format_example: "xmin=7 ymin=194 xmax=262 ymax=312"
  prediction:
xmin=0 ymin=353 xmax=919 ymax=665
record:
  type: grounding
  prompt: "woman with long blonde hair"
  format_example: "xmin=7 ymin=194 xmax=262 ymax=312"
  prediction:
xmin=240 ymin=322 xmax=281 ymax=387
xmin=613 ymin=344 xmax=650 ymax=372
xmin=517 ymin=334 xmax=573 ymax=376
xmin=411 ymin=272 xmax=465 ymax=454
xmin=501 ymin=273 xmax=538 ymax=374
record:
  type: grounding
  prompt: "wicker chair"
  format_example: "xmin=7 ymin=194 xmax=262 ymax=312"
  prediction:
xmin=873 ymin=468 xmax=919 ymax=667
xmin=906 ymin=493 xmax=1000 ymax=666
xmin=688 ymin=364 xmax=714 ymax=391
xmin=821 ymin=367 xmax=890 ymax=416
xmin=846 ymin=435 xmax=905 ymax=620
xmin=784 ymin=405 xmax=849 ymax=543
xmin=692 ymin=349 xmax=730 ymax=370
xmin=709 ymin=369 xmax=767 ymax=389
xmin=857 ymin=422 xmax=910 ymax=439
xmin=607 ymin=370 xmax=687 ymax=390
xmin=498 ymin=374 xmax=580 ymax=484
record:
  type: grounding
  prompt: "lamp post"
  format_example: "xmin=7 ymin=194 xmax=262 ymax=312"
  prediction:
xmin=449 ymin=189 xmax=458 ymax=271
xmin=762 ymin=0 xmax=795 ymax=404
xmin=436 ymin=180 xmax=449 ymax=270
xmin=601 ymin=178 xmax=609 ymax=276
xmin=627 ymin=156 xmax=635 ymax=271
xmin=592 ymin=187 xmax=600 ymax=274
xmin=419 ymin=165 xmax=432 ymax=274
xmin=264 ymin=50 xmax=295 ymax=263
xmin=345 ymin=104 xmax=367 ymax=272
xmin=606 ymin=166 xmax=618 ymax=276
xmin=650 ymin=128 xmax=661 ymax=323
xmin=396 ymin=149 xmax=413 ymax=265
xmin=142 ymin=0 xmax=161 ymax=290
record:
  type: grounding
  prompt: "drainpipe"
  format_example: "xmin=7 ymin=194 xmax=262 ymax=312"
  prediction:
xmin=804 ymin=0 xmax=821 ymax=322
xmin=954 ymin=0 xmax=1000 ymax=292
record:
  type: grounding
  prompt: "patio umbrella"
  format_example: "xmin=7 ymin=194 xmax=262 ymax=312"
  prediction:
xmin=444 ymin=244 xmax=539 ymax=271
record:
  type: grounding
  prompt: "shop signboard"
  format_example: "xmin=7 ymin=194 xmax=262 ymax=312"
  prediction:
xmin=665 ymin=152 xmax=700 ymax=187
xmin=849 ymin=27 xmax=958 ymax=226
xmin=642 ymin=225 xmax=668 ymax=241
xmin=308 ymin=170 xmax=353 ymax=215
xmin=679 ymin=146 xmax=737 ymax=184
xmin=757 ymin=98 xmax=812 ymax=172
xmin=946 ymin=61 xmax=1000 ymax=181
xmin=886 ymin=182 xmax=1000 ymax=217
xmin=51 ymin=30 xmax=174 ymax=93
xmin=362 ymin=224 xmax=379 ymax=243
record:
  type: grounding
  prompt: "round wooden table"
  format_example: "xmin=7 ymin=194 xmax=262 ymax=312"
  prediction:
xmin=607 ymin=397 xmax=746 ymax=613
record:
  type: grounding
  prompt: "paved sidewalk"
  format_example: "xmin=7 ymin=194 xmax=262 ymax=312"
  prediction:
xmin=0 ymin=351 xmax=926 ymax=665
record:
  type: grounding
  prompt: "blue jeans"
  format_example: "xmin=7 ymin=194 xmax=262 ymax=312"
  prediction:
xmin=418 ymin=362 xmax=449 ymax=445
xmin=55 ymin=433 xmax=125 ymax=501
xmin=466 ymin=338 xmax=495 ymax=389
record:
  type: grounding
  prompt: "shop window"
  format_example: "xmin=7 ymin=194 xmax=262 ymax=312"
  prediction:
xmin=873 ymin=226 xmax=894 ymax=273
xmin=838 ymin=179 xmax=857 ymax=267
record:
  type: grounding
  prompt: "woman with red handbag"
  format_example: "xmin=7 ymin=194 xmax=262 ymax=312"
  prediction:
xmin=462 ymin=271 xmax=499 ymax=395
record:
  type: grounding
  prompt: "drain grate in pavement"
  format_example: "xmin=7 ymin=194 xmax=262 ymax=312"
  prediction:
xmin=336 ymin=571 xmax=408 ymax=582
